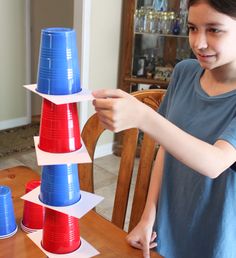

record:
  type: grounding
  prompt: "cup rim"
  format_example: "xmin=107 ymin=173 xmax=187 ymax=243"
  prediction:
xmin=0 ymin=225 xmax=18 ymax=239
xmin=42 ymin=27 xmax=74 ymax=34
xmin=21 ymin=220 xmax=39 ymax=233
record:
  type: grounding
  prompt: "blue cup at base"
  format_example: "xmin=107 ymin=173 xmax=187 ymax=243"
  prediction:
xmin=36 ymin=27 xmax=81 ymax=95
xmin=40 ymin=164 xmax=81 ymax=207
xmin=0 ymin=186 xmax=18 ymax=239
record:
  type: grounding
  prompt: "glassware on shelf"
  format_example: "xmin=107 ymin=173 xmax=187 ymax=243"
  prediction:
xmin=172 ymin=18 xmax=181 ymax=35
xmin=134 ymin=9 xmax=144 ymax=32
xmin=131 ymin=1 xmax=191 ymax=81
xmin=162 ymin=11 xmax=176 ymax=34
xmin=154 ymin=12 xmax=161 ymax=33
xmin=134 ymin=9 xmax=140 ymax=32
xmin=159 ymin=12 xmax=168 ymax=34
xmin=134 ymin=7 xmax=183 ymax=36
xmin=179 ymin=9 xmax=188 ymax=35
xmin=179 ymin=0 xmax=188 ymax=35
xmin=144 ymin=11 xmax=155 ymax=33
xmin=168 ymin=12 xmax=176 ymax=33
xmin=152 ymin=0 xmax=168 ymax=11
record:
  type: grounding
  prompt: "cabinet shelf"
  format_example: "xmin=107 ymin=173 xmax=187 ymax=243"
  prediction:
xmin=135 ymin=32 xmax=188 ymax=38
xmin=124 ymin=76 xmax=169 ymax=89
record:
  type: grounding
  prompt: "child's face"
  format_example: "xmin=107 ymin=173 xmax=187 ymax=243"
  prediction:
xmin=188 ymin=2 xmax=236 ymax=71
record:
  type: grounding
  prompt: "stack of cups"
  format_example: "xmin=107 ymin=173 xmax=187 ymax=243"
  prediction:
xmin=40 ymin=164 xmax=81 ymax=254
xmin=0 ymin=186 xmax=18 ymax=239
xmin=21 ymin=180 xmax=44 ymax=233
xmin=37 ymin=28 xmax=82 ymax=154
xmin=36 ymin=27 xmax=82 ymax=254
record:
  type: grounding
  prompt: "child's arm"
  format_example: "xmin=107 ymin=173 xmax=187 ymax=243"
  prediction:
xmin=93 ymin=89 xmax=236 ymax=178
xmin=126 ymin=146 xmax=165 ymax=258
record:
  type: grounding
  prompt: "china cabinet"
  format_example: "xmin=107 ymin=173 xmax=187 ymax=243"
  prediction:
xmin=114 ymin=0 xmax=192 ymax=155
xmin=117 ymin=0 xmax=191 ymax=93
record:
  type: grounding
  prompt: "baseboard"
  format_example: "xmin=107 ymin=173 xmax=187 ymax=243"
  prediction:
xmin=94 ymin=143 xmax=113 ymax=159
xmin=0 ymin=117 xmax=31 ymax=131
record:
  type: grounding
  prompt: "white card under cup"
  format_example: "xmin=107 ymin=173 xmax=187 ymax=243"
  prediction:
xmin=23 ymin=84 xmax=94 ymax=105
xmin=27 ymin=230 xmax=99 ymax=258
xmin=34 ymin=137 xmax=91 ymax=166
xmin=21 ymin=186 xmax=104 ymax=219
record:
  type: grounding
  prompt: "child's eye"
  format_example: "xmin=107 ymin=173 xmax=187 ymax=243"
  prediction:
xmin=208 ymin=28 xmax=221 ymax=33
xmin=187 ymin=25 xmax=196 ymax=31
xmin=187 ymin=26 xmax=196 ymax=35
xmin=188 ymin=25 xmax=195 ymax=31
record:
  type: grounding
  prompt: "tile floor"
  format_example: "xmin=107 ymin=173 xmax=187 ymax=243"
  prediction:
xmin=0 ymin=150 xmax=138 ymax=231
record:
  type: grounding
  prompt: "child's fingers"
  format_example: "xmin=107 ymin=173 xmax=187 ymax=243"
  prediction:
xmin=150 ymin=231 xmax=157 ymax=242
xmin=127 ymin=239 xmax=143 ymax=250
xmin=92 ymin=89 xmax=129 ymax=99
xmin=93 ymin=98 xmax=114 ymax=110
xmin=142 ymin=242 xmax=150 ymax=258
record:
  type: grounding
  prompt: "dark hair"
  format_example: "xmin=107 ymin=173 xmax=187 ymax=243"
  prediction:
xmin=188 ymin=0 xmax=236 ymax=18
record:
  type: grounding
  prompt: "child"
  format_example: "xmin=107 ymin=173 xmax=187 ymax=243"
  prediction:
xmin=93 ymin=0 xmax=236 ymax=257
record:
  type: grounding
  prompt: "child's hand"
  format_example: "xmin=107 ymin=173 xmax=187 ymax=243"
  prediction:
xmin=126 ymin=220 xmax=157 ymax=258
xmin=92 ymin=89 xmax=147 ymax=132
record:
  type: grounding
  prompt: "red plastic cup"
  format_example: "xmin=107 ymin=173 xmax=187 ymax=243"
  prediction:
xmin=38 ymin=99 xmax=82 ymax=153
xmin=21 ymin=180 xmax=44 ymax=233
xmin=42 ymin=208 xmax=80 ymax=254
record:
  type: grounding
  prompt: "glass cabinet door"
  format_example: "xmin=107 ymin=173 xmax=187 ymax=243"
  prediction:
xmin=131 ymin=0 xmax=192 ymax=89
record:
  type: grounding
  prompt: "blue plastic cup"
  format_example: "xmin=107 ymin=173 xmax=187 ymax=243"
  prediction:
xmin=36 ymin=27 xmax=81 ymax=95
xmin=40 ymin=164 xmax=81 ymax=206
xmin=0 ymin=186 xmax=18 ymax=239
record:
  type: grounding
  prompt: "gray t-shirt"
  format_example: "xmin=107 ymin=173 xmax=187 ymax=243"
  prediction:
xmin=156 ymin=59 xmax=236 ymax=258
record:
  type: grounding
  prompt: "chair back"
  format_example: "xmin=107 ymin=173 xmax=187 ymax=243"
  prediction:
xmin=78 ymin=89 xmax=166 ymax=232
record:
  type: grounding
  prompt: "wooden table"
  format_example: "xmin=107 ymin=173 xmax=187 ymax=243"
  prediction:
xmin=0 ymin=166 xmax=162 ymax=258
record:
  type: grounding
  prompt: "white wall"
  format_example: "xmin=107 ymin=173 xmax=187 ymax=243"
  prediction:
xmin=0 ymin=0 xmax=30 ymax=129
xmin=87 ymin=0 xmax=123 ymax=156
xmin=88 ymin=0 xmax=122 ymax=115
xmin=30 ymin=0 xmax=74 ymax=116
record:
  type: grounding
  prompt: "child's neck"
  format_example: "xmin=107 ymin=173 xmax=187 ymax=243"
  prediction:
xmin=200 ymin=68 xmax=236 ymax=96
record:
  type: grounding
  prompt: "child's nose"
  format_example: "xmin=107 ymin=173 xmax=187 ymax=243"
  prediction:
xmin=194 ymin=33 xmax=208 ymax=50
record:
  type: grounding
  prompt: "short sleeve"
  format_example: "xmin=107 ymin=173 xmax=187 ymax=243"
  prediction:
xmin=218 ymin=117 xmax=236 ymax=149
xmin=218 ymin=117 xmax=236 ymax=171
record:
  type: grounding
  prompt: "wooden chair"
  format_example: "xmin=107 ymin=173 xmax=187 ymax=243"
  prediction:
xmin=78 ymin=89 xmax=166 ymax=232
